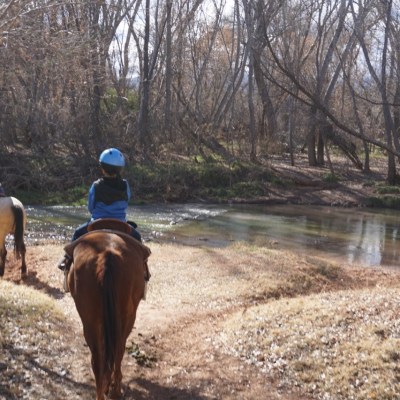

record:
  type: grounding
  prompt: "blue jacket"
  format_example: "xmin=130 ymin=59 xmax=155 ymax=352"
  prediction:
xmin=88 ymin=177 xmax=131 ymax=221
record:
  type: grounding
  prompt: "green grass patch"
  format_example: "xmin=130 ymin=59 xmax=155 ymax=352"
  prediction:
xmin=366 ymin=195 xmax=400 ymax=209
xmin=230 ymin=181 xmax=265 ymax=197
xmin=15 ymin=185 xmax=88 ymax=206
xmin=126 ymin=160 xmax=273 ymax=202
xmin=323 ymin=172 xmax=339 ymax=183
xmin=375 ymin=185 xmax=400 ymax=195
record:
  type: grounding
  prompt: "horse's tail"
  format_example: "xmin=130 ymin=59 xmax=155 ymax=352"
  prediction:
xmin=102 ymin=251 xmax=118 ymax=372
xmin=11 ymin=204 xmax=25 ymax=259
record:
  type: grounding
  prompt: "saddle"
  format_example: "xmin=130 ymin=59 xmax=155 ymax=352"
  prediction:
xmin=64 ymin=219 xmax=151 ymax=263
xmin=87 ymin=218 xmax=133 ymax=234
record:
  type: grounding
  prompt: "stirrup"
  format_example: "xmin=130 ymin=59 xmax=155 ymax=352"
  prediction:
xmin=63 ymin=269 xmax=70 ymax=293
xmin=144 ymin=261 xmax=151 ymax=282
xmin=142 ymin=281 xmax=148 ymax=300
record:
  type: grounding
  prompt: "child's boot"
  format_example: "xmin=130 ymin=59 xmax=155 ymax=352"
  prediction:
xmin=142 ymin=260 xmax=151 ymax=300
xmin=57 ymin=254 xmax=73 ymax=271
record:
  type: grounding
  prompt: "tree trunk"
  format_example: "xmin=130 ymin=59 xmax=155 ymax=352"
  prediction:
xmin=307 ymin=108 xmax=318 ymax=166
xmin=138 ymin=0 xmax=151 ymax=159
xmin=164 ymin=0 xmax=173 ymax=141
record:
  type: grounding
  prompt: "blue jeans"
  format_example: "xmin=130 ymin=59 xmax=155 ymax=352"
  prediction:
xmin=72 ymin=220 xmax=142 ymax=242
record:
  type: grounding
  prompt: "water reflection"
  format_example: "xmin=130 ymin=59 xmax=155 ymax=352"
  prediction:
xmin=166 ymin=204 xmax=400 ymax=268
xmin=21 ymin=203 xmax=400 ymax=268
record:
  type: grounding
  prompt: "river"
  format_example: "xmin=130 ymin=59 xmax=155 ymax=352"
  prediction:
xmin=22 ymin=203 xmax=400 ymax=268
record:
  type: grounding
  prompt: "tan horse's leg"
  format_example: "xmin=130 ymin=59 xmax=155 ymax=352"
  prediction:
xmin=20 ymin=242 xmax=27 ymax=277
xmin=0 ymin=231 xmax=7 ymax=277
xmin=0 ymin=244 xmax=6 ymax=277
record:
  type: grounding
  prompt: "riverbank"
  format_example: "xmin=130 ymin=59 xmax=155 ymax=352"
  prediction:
xmin=12 ymin=154 xmax=399 ymax=209
xmin=1 ymin=241 xmax=399 ymax=399
xmin=227 ymin=154 xmax=392 ymax=208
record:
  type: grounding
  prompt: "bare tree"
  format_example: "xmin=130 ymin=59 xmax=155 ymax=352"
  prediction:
xmin=351 ymin=0 xmax=398 ymax=183
xmin=4 ymin=0 xmax=400 ymax=190
xmin=242 ymin=0 xmax=257 ymax=161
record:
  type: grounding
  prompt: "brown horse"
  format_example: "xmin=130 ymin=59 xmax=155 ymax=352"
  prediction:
xmin=65 ymin=230 xmax=150 ymax=400
xmin=0 ymin=196 xmax=27 ymax=278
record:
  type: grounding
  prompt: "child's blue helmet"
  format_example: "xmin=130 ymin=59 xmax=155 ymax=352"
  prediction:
xmin=99 ymin=148 xmax=125 ymax=168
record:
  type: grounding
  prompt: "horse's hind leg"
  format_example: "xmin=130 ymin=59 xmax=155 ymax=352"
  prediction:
xmin=20 ymin=242 xmax=27 ymax=277
xmin=108 ymin=350 xmax=124 ymax=399
xmin=0 ymin=245 xmax=6 ymax=277
xmin=87 ymin=338 xmax=111 ymax=400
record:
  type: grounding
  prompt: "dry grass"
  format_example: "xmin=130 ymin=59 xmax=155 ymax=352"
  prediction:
xmin=148 ymin=243 xmax=358 ymax=306
xmin=0 ymin=281 xmax=70 ymax=399
xmin=218 ymin=288 xmax=400 ymax=400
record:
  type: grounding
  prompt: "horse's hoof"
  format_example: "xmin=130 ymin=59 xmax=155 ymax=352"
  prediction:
xmin=108 ymin=385 xmax=123 ymax=399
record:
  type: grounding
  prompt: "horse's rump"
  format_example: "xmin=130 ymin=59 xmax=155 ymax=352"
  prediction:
xmin=0 ymin=196 xmax=26 ymax=277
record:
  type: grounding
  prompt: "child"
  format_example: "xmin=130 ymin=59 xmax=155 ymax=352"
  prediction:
xmin=58 ymin=148 xmax=143 ymax=271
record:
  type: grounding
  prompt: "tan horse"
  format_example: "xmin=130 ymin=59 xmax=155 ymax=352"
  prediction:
xmin=0 ymin=196 xmax=27 ymax=278
xmin=65 ymin=230 xmax=150 ymax=400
